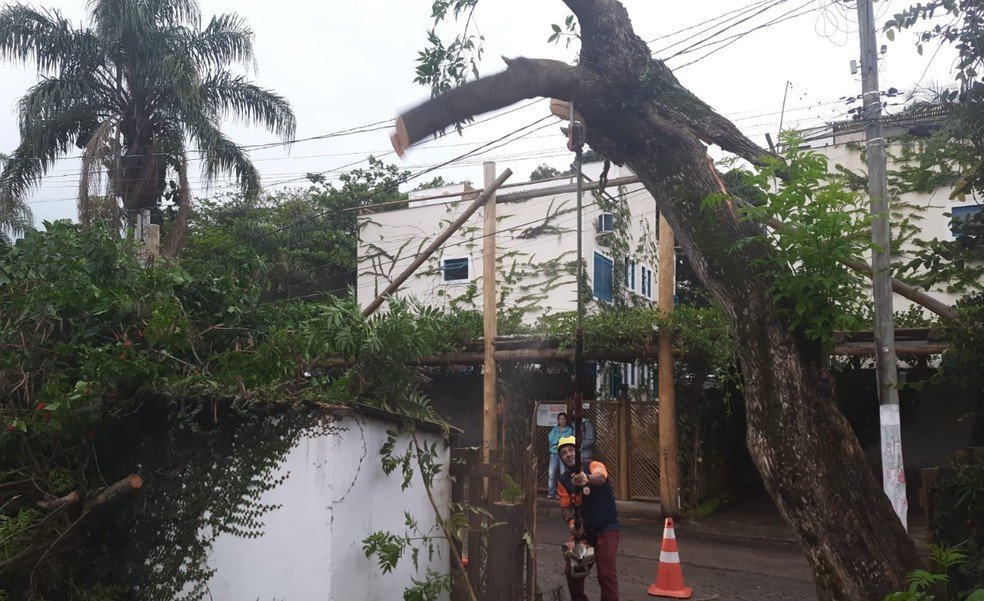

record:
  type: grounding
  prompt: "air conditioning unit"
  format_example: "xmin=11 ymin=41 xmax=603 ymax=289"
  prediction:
xmin=596 ymin=213 xmax=614 ymax=234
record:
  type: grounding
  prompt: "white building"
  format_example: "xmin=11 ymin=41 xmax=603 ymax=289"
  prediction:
xmin=801 ymin=111 xmax=982 ymax=311
xmin=357 ymin=161 xmax=662 ymax=325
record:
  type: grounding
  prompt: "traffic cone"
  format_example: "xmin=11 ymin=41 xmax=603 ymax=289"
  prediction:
xmin=647 ymin=518 xmax=693 ymax=598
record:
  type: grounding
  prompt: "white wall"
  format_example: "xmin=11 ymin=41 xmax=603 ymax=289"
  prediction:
xmin=202 ymin=414 xmax=451 ymax=601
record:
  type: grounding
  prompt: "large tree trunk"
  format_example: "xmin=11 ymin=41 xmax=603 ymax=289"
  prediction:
xmin=392 ymin=1 xmax=921 ymax=599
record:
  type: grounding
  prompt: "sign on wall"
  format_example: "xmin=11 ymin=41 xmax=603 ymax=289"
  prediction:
xmin=535 ymin=402 xmax=591 ymax=427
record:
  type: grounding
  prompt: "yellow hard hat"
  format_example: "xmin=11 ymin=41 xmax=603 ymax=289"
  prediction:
xmin=557 ymin=435 xmax=577 ymax=452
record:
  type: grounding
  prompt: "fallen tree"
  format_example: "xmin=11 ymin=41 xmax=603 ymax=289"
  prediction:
xmin=392 ymin=1 xmax=921 ymax=599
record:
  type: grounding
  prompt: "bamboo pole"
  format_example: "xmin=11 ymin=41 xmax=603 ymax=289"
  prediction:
xmin=657 ymin=214 xmax=681 ymax=519
xmin=361 ymin=169 xmax=513 ymax=317
xmin=483 ymin=161 xmax=498 ymax=462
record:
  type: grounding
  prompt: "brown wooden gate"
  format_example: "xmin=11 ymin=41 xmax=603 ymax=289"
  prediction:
xmin=535 ymin=396 xmax=660 ymax=501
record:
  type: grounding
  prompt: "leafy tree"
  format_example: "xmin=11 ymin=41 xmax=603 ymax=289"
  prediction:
xmin=182 ymin=158 xmax=408 ymax=301
xmin=397 ymin=1 xmax=922 ymax=598
xmin=0 ymin=0 xmax=295 ymax=251
xmin=529 ymin=163 xmax=563 ymax=180
xmin=883 ymin=2 xmax=984 ymax=296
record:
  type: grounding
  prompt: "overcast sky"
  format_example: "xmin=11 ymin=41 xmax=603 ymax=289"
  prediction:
xmin=0 ymin=0 xmax=958 ymax=226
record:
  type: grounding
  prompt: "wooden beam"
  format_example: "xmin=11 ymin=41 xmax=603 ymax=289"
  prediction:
xmin=483 ymin=162 xmax=498 ymax=462
xmin=497 ymin=175 xmax=638 ymax=203
xmin=361 ymin=169 xmax=513 ymax=317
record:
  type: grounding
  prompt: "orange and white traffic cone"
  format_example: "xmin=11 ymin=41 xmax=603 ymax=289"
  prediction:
xmin=647 ymin=517 xmax=693 ymax=599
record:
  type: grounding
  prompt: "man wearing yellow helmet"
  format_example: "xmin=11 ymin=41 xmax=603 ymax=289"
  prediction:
xmin=555 ymin=435 xmax=620 ymax=601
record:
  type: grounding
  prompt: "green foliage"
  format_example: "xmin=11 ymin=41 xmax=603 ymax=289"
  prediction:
xmin=416 ymin=1 xmax=483 ymax=101
xmin=885 ymin=1 xmax=984 ymax=196
xmin=683 ymin=493 xmax=733 ymax=519
xmin=404 ymin=571 xmax=452 ymax=601
xmin=529 ymin=163 xmax=567 ymax=181
xmin=731 ymin=134 xmax=872 ymax=346
xmin=884 ymin=544 xmax=984 ymax=601
xmin=183 ymin=157 xmax=408 ymax=302
xmin=939 ymin=293 xmax=984 ymax=391
xmin=0 ymin=507 xmax=40 ymax=562
xmin=930 ymin=448 xmax=984 ymax=598
xmin=901 ymin=209 xmax=984 ymax=295
xmin=548 ymin=14 xmax=579 ymax=48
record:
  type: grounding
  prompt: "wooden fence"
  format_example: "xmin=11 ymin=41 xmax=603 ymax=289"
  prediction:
xmin=534 ymin=395 xmax=661 ymax=501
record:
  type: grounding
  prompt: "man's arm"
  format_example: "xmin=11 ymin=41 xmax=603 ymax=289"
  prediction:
xmin=572 ymin=461 xmax=608 ymax=487
xmin=558 ymin=483 xmax=579 ymax=533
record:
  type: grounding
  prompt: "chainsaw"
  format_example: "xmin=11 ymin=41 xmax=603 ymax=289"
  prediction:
xmin=563 ymin=538 xmax=596 ymax=578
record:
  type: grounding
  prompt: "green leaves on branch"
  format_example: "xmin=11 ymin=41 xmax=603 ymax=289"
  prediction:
xmin=548 ymin=15 xmax=579 ymax=48
xmin=725 ymin=133 xmax=872 ymax=346
xmin=416 ymin=0 xmax=484 ymax=102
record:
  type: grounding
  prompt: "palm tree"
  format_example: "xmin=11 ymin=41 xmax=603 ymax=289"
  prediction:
xmin=0 ymin=0 xmax=295 ymax=252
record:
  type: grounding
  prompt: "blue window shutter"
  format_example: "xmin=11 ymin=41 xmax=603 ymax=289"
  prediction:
xmin=594 ymin=252 xmax=614 ymax=302
xmin=950 ymin=205 xmax=982 ymax=237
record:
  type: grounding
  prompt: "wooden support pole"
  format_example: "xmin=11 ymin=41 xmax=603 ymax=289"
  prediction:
xmin=362 ymin=169 xmax=513 ymax=317
xmin=657 ymin=214 xmax=681 ymax=519
xmin=483 ymin=162 xmax=498 ymax=463
xmin=617 ymin=387 xmax=630 ymax=501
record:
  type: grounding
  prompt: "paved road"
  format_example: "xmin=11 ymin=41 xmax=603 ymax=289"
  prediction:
xmin=535 ymin=517 xmax=818 ymax=601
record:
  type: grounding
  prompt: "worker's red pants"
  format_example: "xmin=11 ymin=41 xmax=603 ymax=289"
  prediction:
xmin=565 ymin=529 xmax=620 ymax=601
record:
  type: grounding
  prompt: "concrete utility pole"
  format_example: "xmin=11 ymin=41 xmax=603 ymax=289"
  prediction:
xmin=856 ymin=0 xmax=907 ymax=529
xmin=483 ymin=161 xmax=498 ymax=462
xmin=657 ymin=214 xmax=681 ymax=519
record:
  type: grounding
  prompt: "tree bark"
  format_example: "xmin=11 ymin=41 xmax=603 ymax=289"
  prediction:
xmin=393 ymin=1 xmax=920 ymax=598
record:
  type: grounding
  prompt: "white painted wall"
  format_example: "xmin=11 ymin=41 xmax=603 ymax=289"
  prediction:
xmin=358 ymin=162 xmax=660 ymax=322
xmin=202 ymin=414 xmax=451 ymax=601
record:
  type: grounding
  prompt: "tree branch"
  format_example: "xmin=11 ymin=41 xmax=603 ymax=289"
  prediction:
xmin=392 ymin=57 xmax=582 ymax=155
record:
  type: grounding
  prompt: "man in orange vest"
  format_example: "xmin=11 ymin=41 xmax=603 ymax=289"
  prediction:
xmin=555 ymin=435 xmax=620 ymax=601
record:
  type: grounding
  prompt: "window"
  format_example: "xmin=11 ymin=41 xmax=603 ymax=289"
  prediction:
xmin=950 ymin=205 xmax=982 ymax=238
xmin=627 ymin=362 xmax=637 ymax=387
xmin=608 ymin=363 xmax=623 ymax=398
xmin=593 ymin=252 xmax=614 ymax=302
xmin=597 ymin=213 xmax=614 ymax=233
xmin=441 ymin=257 xmax=470 ymax=283
xmin=640 ymin=265 xmax=653 ymax=299
xmin=624 ymin=256 xmax=636 ymax=291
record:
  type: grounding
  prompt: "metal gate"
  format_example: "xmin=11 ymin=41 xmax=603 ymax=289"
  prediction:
xmin=535 ymin=398 xmax=660 ymax=501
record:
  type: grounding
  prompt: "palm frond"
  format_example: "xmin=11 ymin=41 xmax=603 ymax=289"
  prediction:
xmin=193 ymin=13 xmax=254 ymax=70
xmin=17 ymin=75 xmax=110 ymax=131
xmin=0 ymin=3 xmax=85 ymax=73
xmin=0 ymin=171 xmax=33 ymax=238
xmin=149 ymin=0 xmax=200 ymax=28
xmin=199 ymin=73 xmax=296 ymax=140
xmin=186 ymin=116 xmax=261 ymax=199
xmin=1 ymin=104 xmax=99 ymax=206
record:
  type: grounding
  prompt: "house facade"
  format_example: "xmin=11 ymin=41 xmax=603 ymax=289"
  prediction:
xmin=357 ymin=161 xmax=663 ymax=325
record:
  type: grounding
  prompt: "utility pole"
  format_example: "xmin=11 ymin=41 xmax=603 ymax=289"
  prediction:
xmin=856 ymin=0 xmax=907 ymax=530
xmin=483 ymin=161 xmax=498 ymax=463
xmin=657 ymin=214 xmax=680 ymax=519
